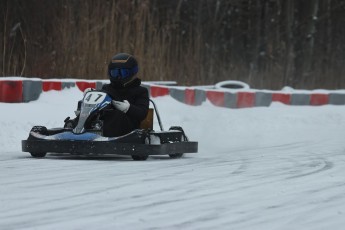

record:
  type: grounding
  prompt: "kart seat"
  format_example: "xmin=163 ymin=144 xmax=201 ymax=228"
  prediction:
xmin=140 ymin=108 xmax=154 ymax=130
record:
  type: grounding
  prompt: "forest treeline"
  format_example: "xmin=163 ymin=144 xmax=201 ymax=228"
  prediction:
xmin=1 ymin=0 xmax=345 ymax=89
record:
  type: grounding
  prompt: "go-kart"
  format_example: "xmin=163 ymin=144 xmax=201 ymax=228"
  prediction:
xmin=21 ymin=90 xmax=198 ymax=161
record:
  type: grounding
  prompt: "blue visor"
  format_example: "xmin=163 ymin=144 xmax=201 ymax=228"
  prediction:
xmin=110 ymin=66 xmax=138 ymax=79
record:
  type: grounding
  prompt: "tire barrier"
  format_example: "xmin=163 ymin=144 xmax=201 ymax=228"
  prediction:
xmin=329 ymin=93 xmax=345 ymax=105
xmin=150 ymin=85 xmax=170 ymax=97
xmin=23 ymin=80 xmax=42 ymax=102
xmin=42 ymin=81 xmax=62 ymax=92
xmin=0 ymin=80 xmax=23 ymax=103
xmin=215 ymin=80 xmax=250 ymax=90
xmin=1 ymin=78 xmax=345 ymax=109
xmin=310 ymin=94 xmax=329 ymax=106
xmin=76 ymin=81 xmax=97 ymax=92
xmin=272 ymin=93 xmax=291 ymax=105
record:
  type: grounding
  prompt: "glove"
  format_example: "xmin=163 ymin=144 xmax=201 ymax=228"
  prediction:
xmin=83 ymin=88 xmax=94 ymax=95
xmin=112 ymin=100 xmax=130 ymax=113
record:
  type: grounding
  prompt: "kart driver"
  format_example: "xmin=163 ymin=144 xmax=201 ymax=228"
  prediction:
xmin=102 ymin=53 xmax=149 ymax=137
xmin=84 ymin=53 xmax=149 ymax=137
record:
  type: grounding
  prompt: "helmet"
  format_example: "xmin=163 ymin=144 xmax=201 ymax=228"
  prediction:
xmin=108 ymin=53 xmax=138 ymax=84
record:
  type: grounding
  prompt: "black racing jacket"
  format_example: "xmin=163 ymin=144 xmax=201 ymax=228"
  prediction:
xmin=101 ymin=78 xmax=149 ymax=128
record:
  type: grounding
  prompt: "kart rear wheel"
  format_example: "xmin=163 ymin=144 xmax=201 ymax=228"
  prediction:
xmin=131 ymin=155 xmax=148 ymax=161
xmin=30 ymin=152 xmax=47 ymax=158
xmin=169 ymin=153 xmax=184 ymax=159
xmin=168 ymin=127 xmax=186 ymax=159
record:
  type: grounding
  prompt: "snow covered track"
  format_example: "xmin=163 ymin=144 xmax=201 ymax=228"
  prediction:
xmin=1 ymin=89 xmax=345 ymax=229
xmin=1 ymin=139 xmax=345 ymax=229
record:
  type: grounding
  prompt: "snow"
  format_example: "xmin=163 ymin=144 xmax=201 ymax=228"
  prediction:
xmin=1 ymin=88 xmax=345 ymax=230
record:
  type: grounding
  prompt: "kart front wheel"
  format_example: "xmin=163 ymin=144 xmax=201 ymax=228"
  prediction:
xmin=30 ymin=152 xmax=47 ymax=158
xmin=131 ymin=155 xmax=148 ymax=161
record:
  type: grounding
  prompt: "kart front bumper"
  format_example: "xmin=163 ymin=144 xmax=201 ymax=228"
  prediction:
xmin=21 ymin=139 xmax=198 ymax=156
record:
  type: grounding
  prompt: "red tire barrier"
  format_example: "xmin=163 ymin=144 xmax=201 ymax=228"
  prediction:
xmin=0 ymin=80 xmax=23 ymax=103
xmin=76 ymin=81 xmax=96 ymax=92
xmin=237 ymin=92 xmax=255 ymax=108
xmin=185 ymin=89 xmax=195 ymax=105
xmin=206 ymin=91 xmax=224 ymax=107
xmin=310 ymin=94 xmax=329 ymax=106
xmin=150 ymin=85 xmax=169 ymax=97
xmin=272 ymin=93 xmax=291 ymax=105
xmin=42 ymin=81 xmax=62 ymax=91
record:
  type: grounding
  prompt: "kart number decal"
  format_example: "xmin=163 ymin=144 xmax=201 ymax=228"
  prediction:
xmin=83 ymin=92 xmax=107 ymax=104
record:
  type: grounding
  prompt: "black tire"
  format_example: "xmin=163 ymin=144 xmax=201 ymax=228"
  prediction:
xmin=168 ymin=127 xmax=186 ymax=159
xmin=30 ymin=152 xmax=47 ymax=158
xmin=131 ymin=155 xmax=148 ymax=161
xmin=28 ymin=126 xmax=48 ymax=158
xmin=169 ymin=153 xmax=184 ymax=159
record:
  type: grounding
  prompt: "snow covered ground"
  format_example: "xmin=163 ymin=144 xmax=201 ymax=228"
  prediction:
xmin=1 ymin=88 xmax=345 ymax=230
